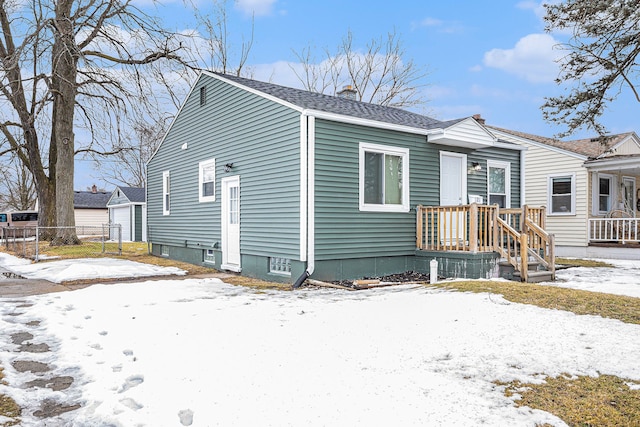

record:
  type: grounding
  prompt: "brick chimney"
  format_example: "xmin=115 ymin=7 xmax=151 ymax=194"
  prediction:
xmin=91 ymin=184 xmax=97 ymax=193
xmin=472 ymin=114 xmax=486 ymax=125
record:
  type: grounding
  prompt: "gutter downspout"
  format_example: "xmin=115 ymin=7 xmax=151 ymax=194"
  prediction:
xmin=294 ymin=112 xmax=315 ymax=288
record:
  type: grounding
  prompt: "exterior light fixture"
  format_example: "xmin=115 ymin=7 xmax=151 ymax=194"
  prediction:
xmin=224 ymin=163 xmax=234 ymax=172
xmin=468 ymin=162 xmax=482 ymax=174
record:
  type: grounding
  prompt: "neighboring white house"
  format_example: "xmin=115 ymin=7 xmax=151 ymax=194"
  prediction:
xmin=488 ymin=123 xmax=640 ymax=259
xmin=74 ymin=185 xmax=110 ymax=232
xmin=107 ymin=187 xmax=146 ymax=242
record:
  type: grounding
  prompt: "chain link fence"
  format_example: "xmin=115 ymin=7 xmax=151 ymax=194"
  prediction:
xmin=2 ymin=225 xmax=122 ymax=261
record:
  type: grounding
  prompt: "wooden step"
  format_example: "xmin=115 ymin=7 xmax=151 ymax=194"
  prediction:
xmin=513 ymin=270 xmax=554 ymax=283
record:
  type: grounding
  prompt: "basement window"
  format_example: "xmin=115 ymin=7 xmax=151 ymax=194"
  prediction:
xmin=204 ymin=249 xmax=215 ymax=263
xmin=269 ymin=257 xmax=291 ymax=275
xmin=161 ymin=245 xmax=169 ymax=257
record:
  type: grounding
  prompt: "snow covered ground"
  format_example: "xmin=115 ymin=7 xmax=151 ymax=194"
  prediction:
xmin=0 ymin=254 xmax=638 ymax=426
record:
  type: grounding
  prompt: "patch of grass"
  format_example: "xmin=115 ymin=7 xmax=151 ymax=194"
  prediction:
xmin=556 ymin=257 xmax=614 ymax=268
xmin=430 ymin=280 xmax=640 ymax=325
xmin=222 ymin=275 xmax=291 ymax=291
xmin=499 ymin=374 xmax=640 ymax=427
xmin=0 ymin=368 xmax=20 ymax=426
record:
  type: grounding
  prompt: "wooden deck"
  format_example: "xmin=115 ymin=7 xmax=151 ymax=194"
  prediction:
xmin=417 ymin=204 xmax=555 ymax=282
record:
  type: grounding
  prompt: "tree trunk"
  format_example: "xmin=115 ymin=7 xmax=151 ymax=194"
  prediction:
xmin=50 ymin=0 xmax=79 ymax=246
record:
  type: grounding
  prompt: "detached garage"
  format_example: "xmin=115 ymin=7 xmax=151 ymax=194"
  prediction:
xmin=107 ymin=187 xmax=146 ymax=242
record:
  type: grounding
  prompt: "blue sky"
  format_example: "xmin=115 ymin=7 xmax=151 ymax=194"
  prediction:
xmin=77 ymin=0 xmax=639 ymax=189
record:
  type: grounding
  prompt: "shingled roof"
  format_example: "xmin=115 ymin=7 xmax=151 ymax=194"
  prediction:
xmin=212 ymin=72 xmax=452 ymax=131
xmin=487 ymin=125 xmax=635 ymax=159
xmin=118 ymin=187 xmax=145 ymax=203
xmin=74 ymin=191 xmax=110 ymax=209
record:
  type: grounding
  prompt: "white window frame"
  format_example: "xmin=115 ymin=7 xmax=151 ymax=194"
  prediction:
xmin=486 ymin=160 xmax=511 ymax=208
xmin=548 ymin=173 xmax=576 ymax=216
xmin=204 ymin=249 xmax=215 ymax=264
xmin=623 ymin=176 xmax=636 ymax=213
xmin=162 ymin=170 xmax=171 ymax=216
xmin=199 ymin=159 xmax=216 ymax=203
xmin=593 ymin=173 xmax=615 ymax=215
xmin=359 ymin=142 xmax=410 ymax=213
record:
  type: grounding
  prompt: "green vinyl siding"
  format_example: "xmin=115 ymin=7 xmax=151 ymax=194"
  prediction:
xmin=147 ymin=74 xmax=301 ymax=259
xmin=467 ymin=146 xmax=522 ymax=207
xmin=134 ymin=205 xmax=142 ymax=241
xmin=313 ymin=119 xmax=439 ymax=261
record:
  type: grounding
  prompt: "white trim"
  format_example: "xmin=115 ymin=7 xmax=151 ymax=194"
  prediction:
xmin=220 ymin=175 xmax=241 ymax=272
xmin=359 ymin=142 xmax=410 ymax=213
xmin=486 ymin=160 xmax=511 ymax=208
xmin=439 ymin=151 xmax=467 ymax=206
xmin=548 ymin=172 xmax=576 ymax=216
xmin=520 ymin=149 xmax=526 ymax=205
xmin=593 ymin=172 xmax=616 ymax=215
xmin=198 ymin=158 xmax=216 ymax=203
xmin=584 ymin=155 xmax=640 ymax=171
xmin=299 ymin=115 xmax=308 ymax=262
xmin=622 ymin=176 xmax=636 ymax=213
xmin=162 ymin=171 xmax=170 ymax=216
xmin=489 ymin=127 xmax=588 ymax=161
xmin=208 ymin=71 xmax=304 ymax=113
xmin=307 ymin=116 xmax=316 ymax=275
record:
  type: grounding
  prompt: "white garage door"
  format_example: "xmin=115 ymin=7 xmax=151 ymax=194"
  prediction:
xmin=111 ymin=206 xmax=131 ymax=241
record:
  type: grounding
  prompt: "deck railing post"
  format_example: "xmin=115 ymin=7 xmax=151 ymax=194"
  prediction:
xmin=416 ymin=205 xmax=423 ymax=249
xmin=469 ymin=203 xmax=478 ymax=253
xmin=492 ymin=205 xmax=499 ymax=252
xmin=520 ymin=233 xmax=528 ymax=282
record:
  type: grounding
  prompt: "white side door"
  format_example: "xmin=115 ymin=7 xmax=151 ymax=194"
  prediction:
xmin=221 ymin=176 xmax=241 ymax=271
xmin=439 ymin=152 xmax=467 ymax=244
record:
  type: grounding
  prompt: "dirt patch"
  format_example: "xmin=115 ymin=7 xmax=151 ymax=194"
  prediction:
xmin=33 ymin=399 xmax=80 ymax=419
xmin=11 ymin=360 xmax=50 ymax=373
xmin=332 ymin=271 xmax=433 ymax=289
xmin=25 ymin=376 xmax=74 ymax=392
xmin=19 ymin=342 xmax=50 ymax=353
xmin=10 ymin=332 xmax=33 ymax=345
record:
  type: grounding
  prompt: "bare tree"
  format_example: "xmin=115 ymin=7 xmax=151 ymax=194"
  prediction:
xmin=0 ymin=0 xmax=191 ymax=244
xmin=190 ymin=0 xmax=255 ymax=76
xmin=291 ymin=30 xmax=429 ymax=108
xmin=543 ymin=0 xmax=640 ymax=137
xmin=97 ymin=116 xmax=170 ymax=188
xmin=0 ymin=153 xmax=37 ymax=211
xmin=90 ymin=0 xmax=255 ymax=187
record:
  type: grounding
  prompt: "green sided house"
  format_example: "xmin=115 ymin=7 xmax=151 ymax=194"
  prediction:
xmin=147 ymin=71 xmax=553 ymax=284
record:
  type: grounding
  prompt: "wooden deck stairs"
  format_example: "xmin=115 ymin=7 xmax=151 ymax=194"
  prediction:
xmin=416 ymin=204 xmax=556 ymax=283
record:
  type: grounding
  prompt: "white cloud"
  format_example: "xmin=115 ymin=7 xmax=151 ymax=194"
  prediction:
xmin=516 ymin=1 xmax=548 ymax=20
xmin=411 ymin=17 xmax=463 ymax=34
xmin=483 ymin=33 xmax=562 ymax=83
xmin=235 ymin=0 xmax=277 ymax=16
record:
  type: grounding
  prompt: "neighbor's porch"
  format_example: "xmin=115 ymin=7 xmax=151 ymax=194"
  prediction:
xmin=416 ymin=204 xmax=555 ymax=282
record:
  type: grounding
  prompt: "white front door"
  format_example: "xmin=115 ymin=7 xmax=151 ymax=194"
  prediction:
xmin=439 ymin=152 xmax=467 ymax=244
xmin=221 ymin=176 xmax=241 ymax=272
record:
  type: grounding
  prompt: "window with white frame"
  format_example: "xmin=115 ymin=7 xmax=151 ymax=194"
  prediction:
xmin=597 ymin=174 xmax=614 ymax=214
xmin=199 ymin=159 xmax=216 ymax=202
xmin=204 ymin=249 xmax=215 ymax=263
xmin=487 ymin=160 xmax=511 ymax=208
xmin=359 ymin=142 xmax=410 ymax=212
xmin=162 ymin=171 xmax=171 ymax=215
xmin=623 ymin=177 xmax=636 ymax=213
xmin=548 ymin=173 xmax=576 ymax=215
